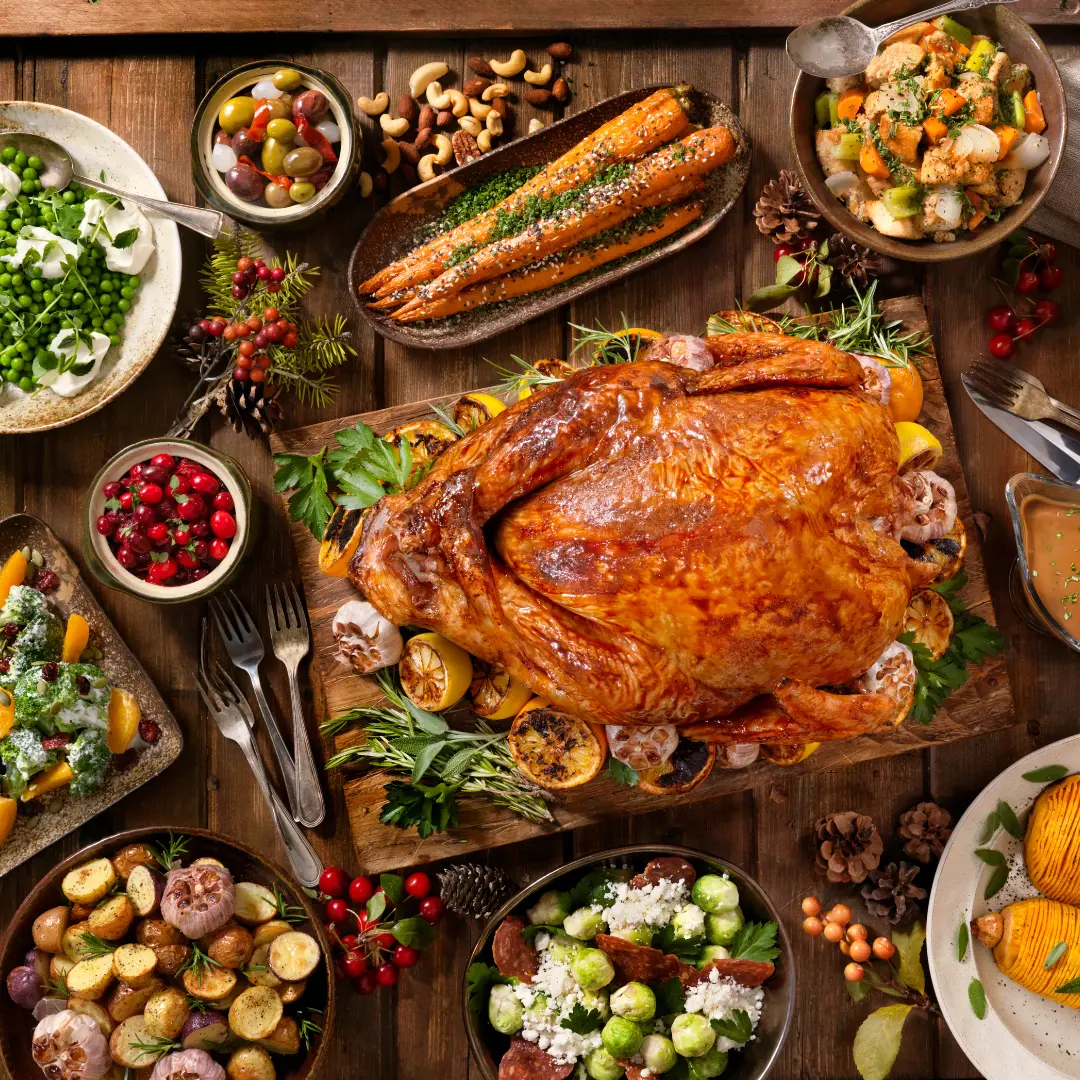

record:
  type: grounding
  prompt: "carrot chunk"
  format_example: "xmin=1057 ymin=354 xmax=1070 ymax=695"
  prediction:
xmin=1024 ymin=89 xmax=1046 ymax=134
xmin=837 ymin=89 xmax=865 ymax=121
xmin=860 ymin=140 xmax=891 ymax=179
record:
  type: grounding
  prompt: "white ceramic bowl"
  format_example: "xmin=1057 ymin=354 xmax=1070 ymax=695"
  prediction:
xmin=0 ymin=101 xmax=183 ymax=434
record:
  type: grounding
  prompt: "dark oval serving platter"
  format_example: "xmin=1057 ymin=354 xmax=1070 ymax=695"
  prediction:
xmin=348 ymin=85 xmax=751 ymax=351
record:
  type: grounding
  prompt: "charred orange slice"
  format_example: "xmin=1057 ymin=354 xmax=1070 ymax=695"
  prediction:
xmin=637 ymin=737 xmax=716 ymax=795
xmin=706 ymin=310 xmax=785 ymax=335
xmin=319 ymin=505 xmax=367 ymax=578
xmin=384 ymin=420 xmax=459 ymax=474
xmin=901 ymin=517 xmax=967 ymax=584
xmin=468 ymin=660 xmax=533 ymax=721
xmin=760 ymin=742 xmax=821 ymax=766
xmin=903 ymin=588 xmax=955 ymax=659
xmin=453 ymin=392 xmax=506 ymax=432
xmin=508 ymin=698 xmax=607 ymax=789
xmin=399 ymin=632 xmax=473 ymax=712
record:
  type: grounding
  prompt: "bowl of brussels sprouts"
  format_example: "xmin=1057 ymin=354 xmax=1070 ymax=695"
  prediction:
xmin=463 ymin=846 xmax=794 ymax=1080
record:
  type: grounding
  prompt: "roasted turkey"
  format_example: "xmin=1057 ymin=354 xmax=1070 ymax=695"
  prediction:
xmin=349 ymin=332 xmax=952 ymax=744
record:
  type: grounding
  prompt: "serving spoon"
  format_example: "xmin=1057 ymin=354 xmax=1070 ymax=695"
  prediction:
xmin=0 ymin=130 xmax=234 ymax=239
xmin=786 ymin=0 xmax=1017 ymax=79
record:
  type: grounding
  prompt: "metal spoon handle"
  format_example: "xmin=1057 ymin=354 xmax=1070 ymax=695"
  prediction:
xmin=873 ymin=0 xmax=1017 ymax=45
xmin=73 ymin=173 xmax=230 ymax=240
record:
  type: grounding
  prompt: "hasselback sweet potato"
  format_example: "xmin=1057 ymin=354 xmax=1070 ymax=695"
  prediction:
xmin=1025 ymin=773 xmax=1080 ymax=904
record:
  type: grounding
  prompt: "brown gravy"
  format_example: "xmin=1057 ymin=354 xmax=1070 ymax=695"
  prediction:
xmin=1022 ymin=494 xmax=1080 ymax=630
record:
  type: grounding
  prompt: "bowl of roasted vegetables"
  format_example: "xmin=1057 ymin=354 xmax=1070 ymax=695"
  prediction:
xmin=0 ymin=827 xmax=333 ymax=1080
xmin=790 ymin=0 xmax=1065 ymax=260
xmin=463 ymin=846 xmax=793 ymax=1080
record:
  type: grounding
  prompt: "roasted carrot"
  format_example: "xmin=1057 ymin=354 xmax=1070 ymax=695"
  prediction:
xmin=359 ymin=87 xmax=693 ymax=296
xmin=394 ymin=126 xmax=733 ymax=315
xmin=1024 ymin=89 xmax=1046 ymax=134
xmin=394 ymin=200 xmax=704 ymax=322
xmin=994 ymin=124 xmax=1022 ymax=159
xmin=923 ymin=117 xmax=948 ymax=143
xmin=837 ymin=89 xmax=865 ymax=121
xmin=932 ymin=87 xmax=966 ymax=117
xmin=878 ymin=115 xmax=920 ymax=163
xmin=965 ymin=188 xmax=988 ymax=230
xmin=860 ymin=140 xmax=891 ymax=179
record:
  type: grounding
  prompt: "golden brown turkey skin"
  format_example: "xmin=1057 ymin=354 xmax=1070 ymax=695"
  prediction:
xmin=349 ymin=336 xmax=915 ymax=734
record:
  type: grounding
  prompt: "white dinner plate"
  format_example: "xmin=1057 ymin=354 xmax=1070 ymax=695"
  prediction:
xmin=0 ymin=101 xmax=182 ymax=433
xmin=927 ymin=734 xmax=1080 ymax=1080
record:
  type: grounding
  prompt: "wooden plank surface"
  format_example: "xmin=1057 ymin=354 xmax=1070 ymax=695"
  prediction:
xmin=4 ymin=0 xmax=1080 ymax=36
xmin=2 ymin=23 xmax=1079 ymax=1080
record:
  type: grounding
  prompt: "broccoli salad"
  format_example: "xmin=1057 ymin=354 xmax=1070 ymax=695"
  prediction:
xmin=472 ymin=856 xmax=779 ymax=1080
xmin=0 ymin=550 xmax=146 ymax=835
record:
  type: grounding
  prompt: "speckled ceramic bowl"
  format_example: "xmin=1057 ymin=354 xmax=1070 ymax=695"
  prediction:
xmin=83 ymin=438 xmax=254 ymax=604
xmin=0 ymin=101 xmax=182 ymax=433
xmin=463 ymin=845 xmax=794 ymax=1080
xmin=192 ymin=61 xmax=359 ymax=229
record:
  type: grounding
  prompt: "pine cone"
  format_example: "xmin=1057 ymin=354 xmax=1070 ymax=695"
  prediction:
xmin=825 ymin=233 xmax=883 ymax=289
xmin=754 ymin=170 xmax=821 ymax=245
xmin=861 ymin=861 xmax=927 ymax=924
xmin=814 ymin=810 xmax=883 ymax=884
xmin=437 ymin=863 xmax=516 ymax=919
xmin=898 ymin=801 xmax=953 ymax=863
xmin=224 ymin=379 xmax=284 ymax=438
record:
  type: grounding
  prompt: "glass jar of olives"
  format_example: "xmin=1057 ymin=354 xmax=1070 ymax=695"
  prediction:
xmin=192 ymin=60 xmax=357 ymax=227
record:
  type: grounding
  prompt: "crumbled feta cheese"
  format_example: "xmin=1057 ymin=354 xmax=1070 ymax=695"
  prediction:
xmin=601 ymin=877 xmax=690 ymax=932
xmin=534 ymin=931 xmax=551 ymax=952
xmin=683 ymin=966 xmax=765 ymax=1052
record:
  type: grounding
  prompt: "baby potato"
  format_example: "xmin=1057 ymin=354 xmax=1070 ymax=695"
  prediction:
xmin=67 ymin=997 xmax=114 ymax=1037
xmin=126 ymin=864 xmax=165 ymax=917
xmin=267 ymin=931 xmax=320 ymax=982
xmin=67 ymin=952 xmax=116 ymax=1001
xmin=70 ymin=902 xmax=95 ymax=922
xmin=62 ymin=921 xmax=97 ymax=962
xmin=111 ymin=943 xmax=158 ymax=988
xmin=232 ymin=882 xmax=278 ymax=925
xmin=135 ymin=918 xmax=185 ymax=949
xmin=204 ymin=921 xmax=254 ymax=970
xmin=228 ymin=985 xmax=283 ymax=1041
xmin=62 ymin=858 xmax=117 ymax=904
xmin=258 ymin=1015 xmax=300 ymax=1055
xmin=49 ymin=954 xmax=75 ymax=983
xmin=143 ymin=985 xmax=190 ymax=1039
xmin=275 ymin=978 xmax=305 ymax=1005
xmin=244 ymin=945 xmax=281 ymax=989
xmin=183 ymin=963 xmax=238 ymax=1002
xmin=106 ymin=975 xmax=165 ymax=1023
xmin=150 ymin=943 xmax=191 ymax=978
xmin=251 ymin=919 xmax=292 ymax=949
xmin=32 ymin=905 xmax=70 ymax=954
xmin=111 ymin=843 xmax=156 ymax=881
xmin=110 ymin=1015 xmax=157 ymax=1070
xmin=88 ymin=895 xmax=135 ymax=941
xmin=227 ymin=1045 xmax=276 ymax=1080
xmin=191 ymin=856 xmax=228 ymax=870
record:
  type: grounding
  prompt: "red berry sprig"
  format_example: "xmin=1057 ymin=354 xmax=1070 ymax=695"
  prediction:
xmin=982 ymin=231 xmax=1064 ymax=359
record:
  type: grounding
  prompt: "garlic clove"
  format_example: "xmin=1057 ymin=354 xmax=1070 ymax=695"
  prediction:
xmin=32 ymin=1009 xmax=112 ymax=1080
xmin=160 ymin=864 xmax=235 ymax=939
xmin=332 ymin=600 xmax=404 ymax=674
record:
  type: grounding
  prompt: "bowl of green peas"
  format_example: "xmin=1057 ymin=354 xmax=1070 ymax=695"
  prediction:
xmin=0 ymin=101 xmax=182 ymax=433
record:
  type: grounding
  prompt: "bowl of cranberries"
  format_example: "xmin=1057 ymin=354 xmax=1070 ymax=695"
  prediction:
xmin=84 ymin=438 xmax=253 ymax=602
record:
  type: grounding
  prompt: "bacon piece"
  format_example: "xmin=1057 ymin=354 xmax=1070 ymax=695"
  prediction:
xmin=683 ymin=956 xmax=775 ymax=988
xmin=594 ymin=933 xmax=692 ymax=984
xmin=498 ymin=1038 xmax=574 ymax=1080
xmin=492 ymin=915 xmax=539 ymax=984
xmin=629 ymin=856 xmax=697 ymax=890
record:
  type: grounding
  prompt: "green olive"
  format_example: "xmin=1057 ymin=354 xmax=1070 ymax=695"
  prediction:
xmin=218 ymin=96 xmax=255 ymax=135
xmin=264 ymin=182 xmax=293 ymax=209
xmin=288 ymin=181 xmax=317 ymax=203
xmin=273 ymin=68 xmax=304 ymax=92
xmin=265 ymin=118 xmax=297 ymax=142
xmin=261 ymin=136 xmax=291 ymax=177
xmin=282 ymin=146 xmax=323 ymax=178
xmin=262 ymin=98 xmax=290 ymax=121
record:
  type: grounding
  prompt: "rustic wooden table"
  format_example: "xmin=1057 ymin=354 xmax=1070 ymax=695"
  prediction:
xmin=2 ymin=4 xmax=1079 ymax=1078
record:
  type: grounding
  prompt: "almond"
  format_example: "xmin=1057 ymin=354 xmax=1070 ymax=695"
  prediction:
xmin=452 ymin=129 xmax=480 ymax=166
xmin=552 ymin=77 xmax=570 ymax=104
xmin=463 ymin=76 xmax=492 ymax=98
xmin=524 ymin=88 xmax=555 ymax=107
xmin=400 ymin=162 xmax=417 ymax=185
xmin=467 ymin=57 xmax=495 ymax=77
xmin=418 ymin=104 xmax=436 ymax=130
xmin=414 ymin=127 xmax=435 ymax=152
xmin=436 ymin=109 xmax=455 ymax=129
xmin=548 ymin=42 xmax=573 ymax=60
xmin=398 ymin=95 xmax=418 ymax=125
xmin=490 ymin=96 xmax=508 ymax=119
xmin=397 ymin=139 xmax=420 ymax=166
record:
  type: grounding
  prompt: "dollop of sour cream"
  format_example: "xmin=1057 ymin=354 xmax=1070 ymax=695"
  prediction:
xmin=0 ymin=162 xmax=21 ymax=210
xmin=46 ymin=329 xmax=110 ymax=397
xmin=1 ymin=226 xmax=81 ymax=280
xmin=78 ymin=196 xmax=154 ymax=275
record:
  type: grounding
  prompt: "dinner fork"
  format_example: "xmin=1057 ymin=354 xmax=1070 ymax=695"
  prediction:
xmin=208 ymin=591 xmax=300 ymax=821
xmin=266 ymin=582 xmax=325 ymax=828
xmin=965 ymin=357 xmax=1080 ymax=436
xmin=195 ymin=660 xmax=323 ymax=887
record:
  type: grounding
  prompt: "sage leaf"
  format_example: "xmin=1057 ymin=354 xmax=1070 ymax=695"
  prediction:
xmin=984 ymin=863 xmax=1009 ymax=900
xmin=957 ymin=921 xmax=969 ymax=962
xmin=975 ymin=847 xmax=1006 ymax=866
xmin=1044 ymin=941 xmax=1067 ymax=970
xmin=891 ymin=922 xmax=926 ymax=995
xmin=852 ymin=1004 xmax=913 ymax=1080
xmin=978 ymin=811 xmax=1000 ymax=844
xmin=1022 ymin=764 xmax=1068 ymax=783
xmin=1055 ymin=975 xmax=1080 ymax=994
xmin=968 ymin=977 xmax=986 ymax=1019
xmin=995 ymin=799 xmax=1023 ymax=839
xmin=411 ymin=739 xmax=447 ymax=782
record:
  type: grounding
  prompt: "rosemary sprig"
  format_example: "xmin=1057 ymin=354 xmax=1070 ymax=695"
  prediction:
xmin=428 ymin=401 xmax=469 ymax=437
xmin=152 ymin=831 xmax=190 ymax=873
xmin=271 ymin=882 xmax=307 ymax=925
xmin=43 ymin=970 xmax=69 ymax=999
xmin=569 ymin=315 xmax=648 ymax=365
xmin=489 ymin=353 xmax=573 ymax=397
xmin=298 ymin=1008 xmax=324 ymax=1051
xmin=178 ymin=942 xmax=222 ymax=983
xmin=127 ymin=1035 xmax=181 ymax=1063
xmin=184 ymin=994 xmax=211 ymax=1013
xmin=78 ymin=932 xmax=118 ymax=959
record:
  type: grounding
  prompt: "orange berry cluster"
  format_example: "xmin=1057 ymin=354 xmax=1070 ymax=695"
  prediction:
xmin=800 ymin=895 xmax=895 ymax=983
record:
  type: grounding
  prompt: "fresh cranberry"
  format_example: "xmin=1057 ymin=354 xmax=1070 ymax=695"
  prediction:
xmin=176 ymin=462 xmax=202 ymax=478
xmin=190 ymin=472 xmax=221 ymax=497
xmin=133 ymin=504 xmax=157 ymax=528
xmin=141 ymin=465 xmax=169 ymax=486
xmin=1039 ymin=264 xmax=1064 ymax=291
xmin=986 ymin=306 xmax=1016 ymax=334
xmin=375 ymin=963 xmax=398 ymax=987
xmin=1016 ymin=269 xmax=1040 ymax=295
xmin=150 ymin=453 xmax=175 ymax=470
xmin=138 ymin=717 xmax=160 ymax=743
xmin=102 ymin=480 xmax=123 ymax=499
xmin=772 ymin=243 xmax=796 ymax=263
xmin=1035 ymin=298 xmax=1062 ymax=326
xmin=341 ymin=934 xmax=359 ymax=951
xmin=1015 ymin=317 xmax=1039 ymax=340
xmin=392 ymin=945 xmax=419 ymax=968
xmin=233 ymin=367 xmax=251 ymax=382
xmin=157 ymin=498 xmax=178 ymax=522
xmin=96 ymin=515 xmax=114 ymax=536
xmin=419 ymin=896 xmax=444 ymax=923
xmin=210 ymin=511 xmax=237 ymax=539
xmin=263 ymin=322 xmax=284 ymax=343
xmin=173 ymin=568 xmax=189 ymax=585
xmin=116 ymin=546 xmax=137 ymax=569
xmin=325 ymin=898 xmax=349 ymax=924
xmin=147 ymin=523 xmax=169 ymax=544
xmin=130 ymin=464 xmax=144 ymax=481
xmin=264 ymin=306 xmax=280 ymax=322
xmin=199 ymin=318 xmax=213 ymax=333
xmin=344 ymin=951 xmax=367 ymax=978
xmin=190 ymin=569 xmax=209 ymax=582
xmin=212 ymin=490 xmax=235 ymax=513
xmin=119 ymin=492 xmax=133 ymax=511
xmin=257 ymin=264 xmax=272 ymax=281
xmin=191 ymin=520 xmax=211 ymax=539
xmin=404 ymin=872 xmax=431 ymax=899
xmin=319 ymin=866 xmax=350 ymax=898
xmin=349 ymin=876 xmax=374 ymax=904
xmin=209 ymin=538 xmax=230 ymax=562
xmin=138 ymin=483 xmax=163 ymax=505
xmin=177 ymin=494 xmax=207 ymax=523
xmin=191 ymin=539 xmax=209 ymax=560
xmin=232 ymin=284 xmax=248 ymax=300
xmin=353 ymin=971 xmax=378 ymax=995
xmin=170 ymin=473 xmax=192 ymax=495
xmin=170 ymin=526 xmax=190 ymax=546
xmin=124 ymin=531 xmax=151 ymax=555
xmin=989 ymin=333 xmax=1015 ymax=359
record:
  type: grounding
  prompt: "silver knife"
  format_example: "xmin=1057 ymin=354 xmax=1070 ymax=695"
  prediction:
xmin=963 ymin=375 xmax=1080 ymax=485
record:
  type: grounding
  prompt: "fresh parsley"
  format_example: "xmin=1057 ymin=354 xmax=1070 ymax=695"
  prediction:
xmin=379 ymin=779 xmax=461 ymax=838
xmin=560 ymin=1003 xmax=604 ymax=1035
xmin=653 ymin=923 xmax=703 ymax=961
xmin=466 ymin=961 xmax=510 ymax=1017
xmin=655 ymin=975 xmax=686 ymax=1016
xmin=710 ymin=1009 xmax=753 ymax=1044
xmin=729 ymin=921 xmax=780 ymax=963
xmin=603 ymin=758 xmax=639 ymax=787
xmin=272 ymin=449 xmax=335 ymax=540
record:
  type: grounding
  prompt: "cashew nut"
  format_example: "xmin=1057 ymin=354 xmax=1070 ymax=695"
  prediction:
xmin=418 ymin=154 xmax=438 ymax=181
xmin=446 ymin=89 xmax=469 ymax=118
xmin=489 ymin=49 xmax=527 ymax=78
xmin=458 ymin=115 xmax=482 ymax=136
xmin=523 ymin=64 xmax=552 ymax=86
xmin=477 ymin=130 xmax=493 ymax=153
xmin=425 ymin=80 xmax=452 ymax=110
xmin=482 ymin=82 xmax=511 ymax=102
xmin=357 ymin=92 xmax=389 ymax=116
xmin=408 ymin=62 xmax=449 ymax=100
xmin=469 ymin=98 xmax=492 ymax=120
xmin=358 ymin=170 xmax=374 ymax=197
xmin=380 ymin=114 xmax=410 ymax=138
xmin=432 ymin=133 xmax=453 ymax=165
xmin=380 ymin=137 xmax=401 ymax=174
xmin=528 ymin=118 xmax=545 ymax=134
xmin=485 ymin=111 xmax=504 ymax=136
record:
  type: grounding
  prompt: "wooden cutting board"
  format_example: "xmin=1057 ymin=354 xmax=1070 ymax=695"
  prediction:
xmin=271 ymin=295 xmax=1014 ymax=873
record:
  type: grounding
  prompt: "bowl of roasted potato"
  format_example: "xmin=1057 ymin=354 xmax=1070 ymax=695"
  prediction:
xmin=0 ymin=826 xmax=334 ymax=1080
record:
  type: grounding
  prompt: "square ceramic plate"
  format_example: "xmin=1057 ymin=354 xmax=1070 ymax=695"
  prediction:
xmin=0 ymin=513 xmax=183 ymax=877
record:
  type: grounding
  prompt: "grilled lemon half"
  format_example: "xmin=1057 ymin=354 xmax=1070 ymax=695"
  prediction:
xmin=399 ymin=632 xmax=474 ymax=712
xmin=508 ymin=698 xmax=607 ymax=789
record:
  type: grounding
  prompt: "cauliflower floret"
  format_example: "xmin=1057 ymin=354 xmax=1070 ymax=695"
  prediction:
xmin=865 ymin=42 xmax=926 ymax=89
xmin=1002 ymin=63 xmax=1032 ymax=97
xmin=867 ymin=199 xmax=925 ymax=239
xmin=955 ymin=75 xmax=995 ymax=124
xmin=988 ymin=168 xmax=1026 ymax=208
xmin=985 ymin=50 xmax=1011 ymax=86
xmin=932 ymin=231 xmax=958 ymax=243
xmin=826 ymin=75 xmax=863 ymax=93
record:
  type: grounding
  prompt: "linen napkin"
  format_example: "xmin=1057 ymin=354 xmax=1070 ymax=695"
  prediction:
xmin=1025 ymin=56 xmax=1080 ymax=248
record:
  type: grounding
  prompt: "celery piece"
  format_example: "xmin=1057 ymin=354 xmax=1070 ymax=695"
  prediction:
xmin=965 ymin=39 xmax=994 ymax=73
xmin=1004 ymin=89 xmax=1026 ymax=130
xmin=936 ymin=15 xmax=973 ymax=47
xmin=836 ymin=132 xmax=863 ymax=160
xmin=815 ymin=92 xmax=832 ymax=128
xmin=881 ymin=185 xmax=921 ymax=219
xmin=828 ymin=92 xmax=842 ymax=127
